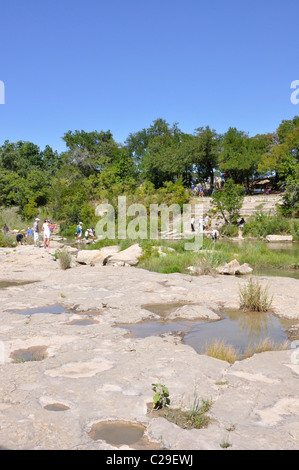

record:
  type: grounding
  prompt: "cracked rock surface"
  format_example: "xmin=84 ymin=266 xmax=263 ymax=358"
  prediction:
xmin=0 ymin=244 xmax=298 ymax=450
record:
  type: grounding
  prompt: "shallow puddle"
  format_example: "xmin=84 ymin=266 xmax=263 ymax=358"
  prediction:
xmin=88 ymin=421 xmax=159 ymax=449
xmin=184 ymin=310 xmax=296 ymax=355
xmin=0 ymin=280 xmax=38 ymax=289
xmin=8 ymin=304 xmax=67 ymax=315
xmin=118 ymin=310 xmax=297 ymax=357
xmin=44 ymin=403 xmax=70 ymax=412
xmin=118 ymin=320 xmax=194 ymax=338
xmin=10 ymin=345 xmax=47 ymax=363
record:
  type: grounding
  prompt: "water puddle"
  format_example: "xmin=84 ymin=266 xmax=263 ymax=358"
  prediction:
xmin=118 ymin=320 xmax=194 ymax=338
xmin=253 ymin=267 xmax=299 ymax=280
xmin=88 ymin=421 xmax=160 ymax=449
xmin=0 ymin=280 xmax=38 ymax=289
xmin=184 ymin=310 xmax=296 ymax=355
xmin=44 ymin=403 xmax=70 ymax=412
xmin=8 ymin=304 xmax=67 ymax=315
xmin=117 ymin=310 xmax=297 ymax=357
xmin=10 ymin=346 xmax=47 ymax=363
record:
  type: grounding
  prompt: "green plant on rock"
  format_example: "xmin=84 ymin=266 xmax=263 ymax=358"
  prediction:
xmin=239 ymin=277 xmax=273 ymax=312
xmin=187 ymin=395 xmax=212 ymax=428
xmin=152 ymin=383 xmax=170 ymax=409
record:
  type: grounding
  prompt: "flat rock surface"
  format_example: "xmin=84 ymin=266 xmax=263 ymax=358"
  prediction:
xmin=0 ymin=245 xmax=298 ymax=450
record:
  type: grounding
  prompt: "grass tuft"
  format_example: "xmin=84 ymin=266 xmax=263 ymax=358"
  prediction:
xmin=239 ymin=277 xmax=273 ymax=312
xmin=205 ymin=339 xmax=239 ymax=364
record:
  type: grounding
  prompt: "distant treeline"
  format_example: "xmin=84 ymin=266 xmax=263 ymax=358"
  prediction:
xmin=0 ymin=116 xmax=298 ymax=225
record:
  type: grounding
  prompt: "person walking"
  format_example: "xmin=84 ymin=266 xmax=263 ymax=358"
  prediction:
xmin=33 ymin=218 xmax=40 ymax=247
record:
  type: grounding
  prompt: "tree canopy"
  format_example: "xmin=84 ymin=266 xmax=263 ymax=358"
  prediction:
xmin=0 ymin=116 xmax=298 ymax=225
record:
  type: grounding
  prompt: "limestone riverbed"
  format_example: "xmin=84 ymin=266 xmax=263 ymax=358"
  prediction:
xmin=0 ymin=244 xmax=298 ymax=450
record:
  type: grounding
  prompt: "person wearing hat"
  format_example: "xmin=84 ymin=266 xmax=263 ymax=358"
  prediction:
xmin=33 ymin=218 xmax=40 ymax=247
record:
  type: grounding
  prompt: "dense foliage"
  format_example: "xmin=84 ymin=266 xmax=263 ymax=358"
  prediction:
xmin=0 ymin=116 xmax=298 ymax=227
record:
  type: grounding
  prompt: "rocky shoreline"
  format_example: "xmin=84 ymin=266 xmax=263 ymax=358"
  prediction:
xmin=0 ymin=243 xmax=298 ymax=450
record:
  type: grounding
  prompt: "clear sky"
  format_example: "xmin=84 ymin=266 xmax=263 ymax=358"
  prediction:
xmin=0 ymin=0 xmax=298 ymax=153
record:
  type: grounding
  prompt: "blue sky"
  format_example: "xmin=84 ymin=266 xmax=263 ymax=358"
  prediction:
xmin=0 ymin=0 xmax=298 ymax=153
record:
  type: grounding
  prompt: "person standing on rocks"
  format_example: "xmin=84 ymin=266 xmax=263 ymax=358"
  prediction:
xmin=76 ymin=222 xmax=83 ymax=241
xmin=42 ymin=219 xmax=51 ymax=249
xmin=33 ymin=218 xmax=40 ymax=247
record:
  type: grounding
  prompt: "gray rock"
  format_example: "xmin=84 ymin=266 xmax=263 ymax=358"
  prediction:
xmin=76 ymin=250 xmax=104 ymax=265
xmin=216 ymin=259 xmax=253 ymax=275
xmin=106 ymin=243 xmax=143 ymax=266
xmin=266 ymin=235 xmax=293 ymax=242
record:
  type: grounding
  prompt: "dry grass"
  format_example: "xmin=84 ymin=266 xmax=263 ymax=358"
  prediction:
xmin=205 ymin=339 xmax=239 ymax=364
xmin=244 ymin=337 xmax=289 ymax=358
xmin=58 ymin=250 xmax=72 ymax=270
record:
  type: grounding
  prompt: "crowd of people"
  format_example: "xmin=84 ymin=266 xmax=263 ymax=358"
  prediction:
xmin=190 ymin=213 xmax=221 ymax=242
xmin=2 ymin=218 xmax=57 ymax=248
xmin=2 ymin=218 xmax=97 ymax=248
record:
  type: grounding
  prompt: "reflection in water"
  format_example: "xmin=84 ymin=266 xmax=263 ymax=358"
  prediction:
xmin=185 ymin=310 xmax=294 ymax=355
xmin=118 ymin=310 xmax=296 ymax=357
xmin=225 ymin=309 xmax=275 ymax=342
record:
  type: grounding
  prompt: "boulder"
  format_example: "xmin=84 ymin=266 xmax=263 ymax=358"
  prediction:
xmin=76 ymin=250 xmax=104 ymax=265
xmin=266 ymin=235 xmax=293 ymax=242
xmin=106 ymin=243 xmax=143 ymax=266
xmin=235 ymin=263 xmax=253 ymax=275
xmin=62 ymin=246 xmax=79 ymax=254
xmin=216 ymin=259 xmax=253 ymax=275
xmin=99 ymin=245 xmax=120 ymax=264
xmin=76 ymin=245 xmax=121 ymax=266
xmin=168 ymin=304 xmax=220 ymax=321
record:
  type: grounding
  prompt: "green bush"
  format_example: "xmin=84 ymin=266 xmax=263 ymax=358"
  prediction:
xmin=242 ymin=212 xmax=294 ymax=238
xmin=239 ymin=277 xmax=273 ymax=312
xmin=0 ymin=232 xmax=17 ymax=247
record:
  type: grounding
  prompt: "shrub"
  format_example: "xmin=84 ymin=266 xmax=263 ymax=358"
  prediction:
xmin=220 ymin=223 xmax=239 ymax=238
xmin=0 ymin=232 xmax=17 ymax=247
xmin=242 ymin=212 xmax=294 ymax=238
xmin=58 ymin=250 xmax=72 ymax=270
xmin=239 ymin=277 xmax=273 ymax=312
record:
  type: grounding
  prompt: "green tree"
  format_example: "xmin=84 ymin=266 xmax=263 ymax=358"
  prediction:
xmin=211 ymin=178 xmax=245 ymax=224
xmin=191 ymin=126 xmax=221 ymax=187
xmin=219 ymin=128 xmax=270 ymax=189
xmin=258 ymin=116 xmax=299 ymax=181
xmin=62 ymin=129 xmax=120 ymax=176
xmin=125 ymin=119 xmax=192 ymax=186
